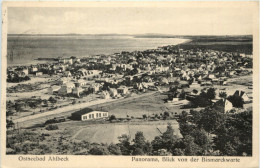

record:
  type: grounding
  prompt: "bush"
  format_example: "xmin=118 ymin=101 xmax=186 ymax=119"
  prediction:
xmin=109 ymin=115 xmax=116 ymax=122
xmin=89 ymin=146 xmax=110 ymax=155
xmin=45 ymin=124 xmax=59 ymax=130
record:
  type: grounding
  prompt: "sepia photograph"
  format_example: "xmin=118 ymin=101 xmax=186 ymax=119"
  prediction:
xmin=1 ymin=1 xmax=259 ymax=168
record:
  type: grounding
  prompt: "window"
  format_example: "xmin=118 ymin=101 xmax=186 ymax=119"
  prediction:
xmin=99 ymin=113 xmax=101 ymax=117
xmin=89 ymin=114 xmax=91 ymax=118
xmin=96 ymin=113 xmax=98 ymax=118
xmin=92 ymin=114 xmax=94 ymax=118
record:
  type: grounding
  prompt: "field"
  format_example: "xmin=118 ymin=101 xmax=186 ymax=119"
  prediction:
xmin=43 ymin=120 xmax=182 ymax=144
xmin=99 ymin=92 xmax=189 ymax=119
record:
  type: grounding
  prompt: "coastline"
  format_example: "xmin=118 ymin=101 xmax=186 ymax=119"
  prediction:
xmin=7 ymin=37 xmax=191 ymax=67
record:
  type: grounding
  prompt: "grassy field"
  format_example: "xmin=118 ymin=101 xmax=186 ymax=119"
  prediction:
xmin=101 ymin=92 xmax=189 ymax=118
xmin=58 ymin=120 xmax=181 ymax=144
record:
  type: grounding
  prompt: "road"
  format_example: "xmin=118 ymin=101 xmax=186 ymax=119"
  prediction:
xmin=14 ymin=91 xmax=158 ymax=128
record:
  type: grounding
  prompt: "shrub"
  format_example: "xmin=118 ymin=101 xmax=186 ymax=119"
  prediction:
xmin=89 ymin=146 xmax=110 ymax=155
xmin=109 ymin=115 xmax=116 ymax=122
xmin=45 ymin=124 xmax=59 ymax=131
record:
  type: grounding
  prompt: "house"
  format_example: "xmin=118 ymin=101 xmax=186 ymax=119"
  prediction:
xmin=81 ymin=111 xmax=109 ymax=121
xmin=90 ymin=83 xmax=101 ymax=92
xmin=70 ymin=108 xmax=108 ymax=121
xmin=190 ymin=81 xmax=200 ymax=88
xmin=48 ymin=85 xmax=61 ymax=94
xmin=117 ymin=86 xmax=128 ymax=95
xmin=63 ymin=71 xmax=72 ymax=77
xmin=58 ymin=85 xmax=72 ymax=95
xmin=233 ymin=90 xmax=251 ymax=103
xmin=29 ymin=66 xmax=38 ymax=73
xmin=109 ymin=88 xmax=118 ymax=97
xmin=59 ymin=58 xmax=73 ymax=64
xmin=16 ymin=68 xmax=29 ymax=76
xmin=35 ymin=72 xmax=43 ymax=76
xmin=77 ymin=68 xmax=88 ymax=76
xmin=213 ymin=98 xmax=233 ymax=113
xmin=101 ymin=91 xmax=110 ymax=99
xmin=58 ymin=82 xmax=75 ymax=95
xmin=75 ymin=79 xmax=87 ymax=87
xmin=58 ymin=77 xmax=70 ymax=85
xmin=208 ymin=74 xmax=216 ymax=79
xmin=72 ymin=87 xmax=84 ymax=97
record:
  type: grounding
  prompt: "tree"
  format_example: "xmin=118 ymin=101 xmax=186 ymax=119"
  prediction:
xmin=89 ymin=146 xmax=110 ymax=155
xmin=6 ymin=119 xmax=14 ymax=129
xmin=219 ymin=92 xmax=227 ymax=99
xmin=132 ymin=131 xmax=152 ymax=155
xmin=163 ymin=112 xmax=170 ymax=120
xmin=14 ymin=103 xmax=22 ymax=112
xmin=117 ymin=134 xmax=131 ymax=155
xmin=199 ymin=107 xmax=226 ymax=134
xmin=227 ymin=95 xmax=244 ymax=108
xmin=132 ymin=148 xmax=145 ymax=155
xmin=142 ymin=114 xmax=147 ymax=120
xmin=152 ymin=123 xmax=178 ymax=153
xmin=206 ymin=88 xmax=216 ymax=100
xmin=213 ymin=110 xmax=252 ymax=156
xmin=182 ymin=135 xmax=201 ymax=156
xmin=172 ymin=148 xmax=185 ymax=156
xmin=109 ymin=115 xmax=116 ymax=122
xmin=48 ymin=97 xmax=57 ymax=104
xmin=6 ymin=110 xmax=14 ymax=117
xmin=108 ymin=144 xmax=122 ymax=155
xmin=190 ymin=129 xmax=212 ymax=154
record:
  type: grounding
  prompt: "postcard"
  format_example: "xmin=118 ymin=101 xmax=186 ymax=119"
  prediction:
xmin=1 ymin=1 xmax=259 ymax=168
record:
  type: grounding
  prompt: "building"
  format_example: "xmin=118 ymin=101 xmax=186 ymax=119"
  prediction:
xmin=72 ymin=87 xmax=84 ymax=97
xmin=58 ymin=82 xmax=75 ymax=95
xmin=63 ymin=71 xmax=72 ymax=77
xmin=71 ymin=108 xmax=109 ymax=121
xmin=213 ymin=98 xmax=233 ymax=113
xmin=48 ymin=85 xmax=61 ymax=94
xmin=117 ymin=86 xmax=128 ymax=95
xmin=59 ymin=58 xmax=73 ymax=64
xmin=101 ymin=91 xmax=110 ymax=99
xmin=109 ymin=88 xmax=118 ymax=97
xmin=35 ymin=72 xmax=43 ymax=76
xmin=29 ymin=66 xmax=38 ymax=73
xmin=75 ymin=79 xmax=87 ymax=87
xmin=233 ymin=90 xmax=250 ymax=103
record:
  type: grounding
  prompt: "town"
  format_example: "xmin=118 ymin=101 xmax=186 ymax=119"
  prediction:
xmin=6 ymin=44 xmax=253 ymax=156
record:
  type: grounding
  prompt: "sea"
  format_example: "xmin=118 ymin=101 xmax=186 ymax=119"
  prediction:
xmin=7 ymin=35 xmax=189 ymax=66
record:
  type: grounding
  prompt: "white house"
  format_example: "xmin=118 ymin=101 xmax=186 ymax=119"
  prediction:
xmin=117 ymin=86 xmax=128 ymax=95
xmin=81 ymin=111 xmax=109 ymax=121
xmin=35 ymin=72 xmax=43 ymax=76
xmin=101 ymin=91 xmax=110 ymax=99
xmin=75 ymin=79 xmax=87 ymax=87
xmin=72 ymin=87 xmax=84 ymax=97
xmin=58 ymin=82 xmax=75 ymax=95
xmin=109 ymin=88 xmax=118 ymax=97
xmin=213 ymin=98 xmax=233 ymax=113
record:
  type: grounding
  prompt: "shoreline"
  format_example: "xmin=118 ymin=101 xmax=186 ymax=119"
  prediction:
xmin=7 ymin=37 xmax=191 ymax=67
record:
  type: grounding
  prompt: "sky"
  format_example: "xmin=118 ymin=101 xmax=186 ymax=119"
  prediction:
xmin=7 ymin=6 xmax=254 ymax=35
